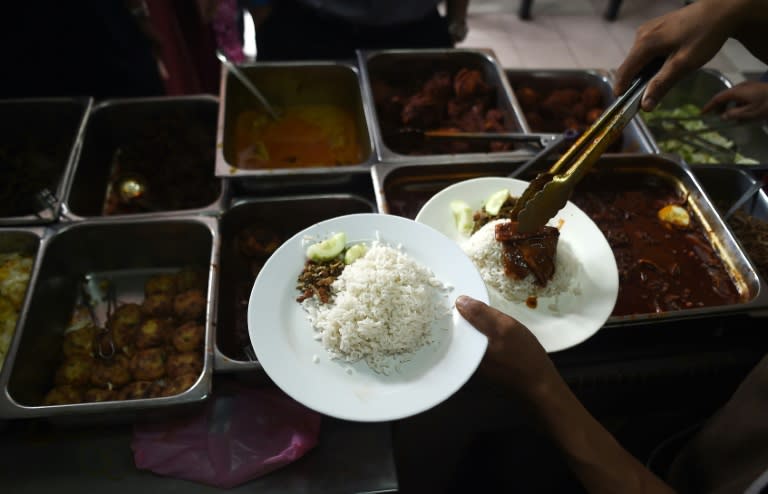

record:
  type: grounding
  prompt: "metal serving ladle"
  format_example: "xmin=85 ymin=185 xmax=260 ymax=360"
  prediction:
xmin=216 ymin=52 xmax=280 ymax=120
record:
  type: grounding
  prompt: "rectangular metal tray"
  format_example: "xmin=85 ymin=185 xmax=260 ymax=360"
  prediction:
xmin=215 ymin=194 xmax=377 ymax=372
xmin=62 ymin=96 xmax=227 ymax=221
xmin=504 ymin=68 xmax=654 ymax=153
xmin=357 ymin=48 xmax=533 ymax=165
xmin=0 ymin=216 xmax=219 ymax=419
xmin=371 ymin=154 xmax=768 ymax=325
xmin=215 ymin=61 xmax=376 ymax=180
xmin=635 ymin=68 xmax=768 ymax=164
xmin=0 ymin=98 xmax=92 ymax=225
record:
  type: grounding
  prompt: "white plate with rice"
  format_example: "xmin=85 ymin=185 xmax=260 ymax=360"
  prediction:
xmin=248 ymin=213 xmax=489 ymax=422
xmin=415 ymin=176 xmax=619 ymax=353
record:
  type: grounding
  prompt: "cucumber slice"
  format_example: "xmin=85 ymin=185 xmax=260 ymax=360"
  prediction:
xmin=484 ymin=189 xmax=510 ymax=216
xmin=450 ymin=200 xmax=474 ymax=236
xmin=344 ymin=243 xmax=367 ymax=264
xmin=307 ymin=232 xmax=347 ymax=262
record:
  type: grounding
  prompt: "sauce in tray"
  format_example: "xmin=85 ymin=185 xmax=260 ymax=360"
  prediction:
xmin=234 ymin=104 xmax=362 ymax=168
xmin=570 ymin=172 xmax=740 ymax=316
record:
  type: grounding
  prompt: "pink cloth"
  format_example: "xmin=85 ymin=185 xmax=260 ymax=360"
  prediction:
xmin=132 ymin=387 xmax=321 ymax=488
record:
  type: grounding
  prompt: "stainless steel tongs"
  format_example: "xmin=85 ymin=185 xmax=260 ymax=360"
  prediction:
xmin=512 ymin=58 xmax=666 ymax=232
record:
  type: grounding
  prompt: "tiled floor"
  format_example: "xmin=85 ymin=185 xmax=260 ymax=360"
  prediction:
xmin=458 ymin=0 xmax=767 ymax=83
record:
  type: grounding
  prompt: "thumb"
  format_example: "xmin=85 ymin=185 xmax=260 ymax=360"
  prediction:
xmin=456 ymin=295 xmax=501 ymax=338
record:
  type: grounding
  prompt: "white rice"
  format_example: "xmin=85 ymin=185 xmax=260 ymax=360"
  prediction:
xmin=301 ymin=242 xmax=451 ymax=372
xmin=461 ymin=219 xmax=578 ymax=307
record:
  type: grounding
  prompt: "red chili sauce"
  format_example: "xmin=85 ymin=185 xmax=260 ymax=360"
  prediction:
xmin=570 ymin=173 xmax=740 ymax=316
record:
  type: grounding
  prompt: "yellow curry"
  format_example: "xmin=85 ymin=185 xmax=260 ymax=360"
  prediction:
xmin=235 ymin=104 xmax=363 ymax=168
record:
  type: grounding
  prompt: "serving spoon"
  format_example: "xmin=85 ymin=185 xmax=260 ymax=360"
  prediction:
xmin=216 ymin=52 xmax=280 ymax=121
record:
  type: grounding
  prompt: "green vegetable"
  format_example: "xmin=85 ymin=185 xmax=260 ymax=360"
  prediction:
xmin=484 ymin=189 xmax=510 ymax=216
xmin=344 ymin=243 xmax=367 ymax=264
xmin=450 ymin=200 xmax=474 ymax=236
xmin=306 ymin=232 xmax=347 ymax=262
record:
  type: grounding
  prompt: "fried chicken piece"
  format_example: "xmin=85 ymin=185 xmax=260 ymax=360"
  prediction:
xmin=541 ymin=89 xmax=581 ymax=119
xmin=586 ymin=107 xmax=603 ymax=124
xmin=454 ymin=69 xmax=489 ymax=100
xmin=54 ymin=355 xmax=94 ymax=387
xmin=43 ymin=385 xmax=83 ymax=405
xmin=142 ymin=293 xmax=174 ymax=318
xmin=135 ymin=318 xmax=169 ymax=349
xmin=90 ymin=354 xmax=132 ymax=389
xmin=172 ymin=321 xmax=204 ymax=353
xmin=238 ymin=226 xmax=282 ymax=258
xmin=144 ymin=274 xmax=178 ymax=297
xmin=524 ymin=112 xmax=545 ymax=131
xmin=516 ymin=86 xmax=540 ymax=111
xmin=495 ymin=221 xmax=560 ymax=286
xmin=166 ymin=352 xmax=203 ymax=378
xmin=130 ymin=348 xmax=166 ymax=381
xmin=401 ymin=93 xmax=442 ymax=128
xmin=581 ymin=86 xmax=603 ymax=108
xmin=173 ymin=289 xmax=206 ymax=321
xmin=62 ymin=326 xmax=97 ymax=358
xmin=422 ymin=71 xmax=453 ymax=103
xmin=116 ymin=381 xmax=153 ymax=400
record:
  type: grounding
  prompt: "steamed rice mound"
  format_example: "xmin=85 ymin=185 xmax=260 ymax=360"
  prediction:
xmin=302 ymin=242 xmax=450 ymax=372
xmin=461 ymin=219 xmax=577 ymax=304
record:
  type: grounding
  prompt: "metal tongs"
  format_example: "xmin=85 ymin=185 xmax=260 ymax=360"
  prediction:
xmin=512 ymin=58 xmax=666 ymax=232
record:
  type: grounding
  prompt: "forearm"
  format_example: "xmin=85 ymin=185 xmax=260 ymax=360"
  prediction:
xmin=445 ymin=0 xmax=469 ymax=22
xmin=525 ymin=376 xmax=675 ymax=494
xmin=726 ymin=0 xmax=768 ymax=64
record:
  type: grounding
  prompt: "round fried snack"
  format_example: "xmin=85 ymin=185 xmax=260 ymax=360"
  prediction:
xmin=175 ymin=268 xmax=206 ymax=293
xmin=62 ymin=326 xmax=97 ymax=358
xmin=108 ymin=303 xmax=142 ymax=331
xmin=116 ymin=381 xmax=153 ymax=400
xmin=166 ymin=352 xmax=203 ymax=378
xmin=84 ymin=388 xmax=114 ymax=403
xmin=172 ymin=321 xmax=204 ymax=353
xmin=135 ymin=318 xmax=169 ymax=349
xmin=144 ymin=273 xmax=178 ymax=297
xmin=173 ymin=289 xmax=206 ymax=321
xmin=54 ymin=355 xmax=94 ymax=386
xmin=43 ymin=385 xmax=83 ymax=405
xmin=130 ymin=348 xmax=166 ymax=381
xmin=142 ymin=293 xmax=174 ymax=318
xmin=157 ymin=373 xmax=199 ymax=398
xmin=238 ymin=226 xmax=282 ymax=258
xmin=90 ymin=355 xmax=132 ymax=389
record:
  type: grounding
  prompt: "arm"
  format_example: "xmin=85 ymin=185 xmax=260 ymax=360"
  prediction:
xmin=456 ymin=295 xmax=676 ymax=494
xmin=445 ymin=0 xmax=470 ymax=43
xmin=614 ymin=0 xmax=768 ymax=111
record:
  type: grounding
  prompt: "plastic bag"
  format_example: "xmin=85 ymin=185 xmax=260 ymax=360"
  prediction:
xmin=131 ymin=386 xmax=321 ymax=488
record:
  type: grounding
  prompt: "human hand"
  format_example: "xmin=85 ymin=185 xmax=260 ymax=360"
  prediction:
xmin=455 ymin=295 xmax=558 ymax=398
xmin=701 ymin=81 xmax=768 ymax=121
xmin=614 ymin=0 xmax=742 ymax=111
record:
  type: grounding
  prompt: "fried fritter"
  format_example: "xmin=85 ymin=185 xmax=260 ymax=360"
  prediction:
xmin=144 ymin=273 xmax=178 ymax=297
xmin=142 ymin=293 xmax=174 ymax=318
xmin=135 ymin=318 xmax=169 ymax=349
xmin=175 ymin=268 xmax=206 ymax=292
xmin=154 ymin=373 xmax=199 ymax=398
xmin=166 ymin=352 xmax=202 ymax=378
xmin=108 ymin=303 xmax=142 ymax=331
xmin=90 ymin=354 xmax=132 ymax=389
xmin=54 ymin=355 xmax=94 ymax=386
xmin=43 ymin=385 xmax=83 ymax=405
xmin=84 ymin=388 xmax=114 ymax=403
xmin=116 ymin=381 xmax=153 ymax=400
xmin=130 ymin=347 xmax=166 ymax=381
xmin=173 ymin=289 xmax=205 ymax=321
xmin=61 ymin=325 xmax=97 ymax=358
xmin=172 ymin=321 xmax=204 ymax=353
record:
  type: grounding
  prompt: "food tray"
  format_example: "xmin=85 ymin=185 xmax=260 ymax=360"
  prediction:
xmin=505 ymin=69 xmax=653 ymax=153
xmin=216 ymin=194 xmax=377 ymax=372
xmin=215 ymin=61 xmax=376 ymax=182
xmin=63 ymin=96 xmax=227 ymax=221
xmin=0 ymin=98 xmax=92 ymax=225
xmin=0 ymin=216 xmax=219 ymax=419
xmin=371 ymin=154 xmax=768 ymax=325
xmin=357 ymin=48 xmax=533 ymax=164
xmin=635 ymin=68 xmax=768 ymax=164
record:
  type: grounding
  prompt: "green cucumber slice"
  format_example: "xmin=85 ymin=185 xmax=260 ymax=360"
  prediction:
xmin=344 ymin=243 xmax=367 ymax=264
xmin=484 ymin=189 xmax=510 ymax=216
xmin=450 ymin=200 xmax=474 ymax=236
xmin=307 ymin=232 xmax=347 ymax=262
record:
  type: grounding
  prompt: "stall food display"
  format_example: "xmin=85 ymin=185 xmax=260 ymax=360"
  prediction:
xmin=0 ymin=50 xmax=766 ymax=493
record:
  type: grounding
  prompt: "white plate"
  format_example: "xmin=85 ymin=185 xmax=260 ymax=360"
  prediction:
xmin=248 ymin=213 xmax=489 ymax=422
xmin=415 ymin=177 xmax=618 ymax=353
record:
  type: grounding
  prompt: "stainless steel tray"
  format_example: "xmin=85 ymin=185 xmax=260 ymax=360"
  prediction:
xmin=215 ymin=61 xmax=376 ymax=181
xmin=0 ymin=216 xmax=219 ymax=419
xmin=504 ymin=68 xmax=654 ymax=153
xmin=215 ymin=194 xmax=377 ymax=373
xmin=357 ymin=48 xmax=533 ymax=165
xmin=371 ymin=154 xmax=768 ymax=324
xmin=62 ymin=96 xmax=227 ymax=221
xmin=0 ymin=97 xmax=92 ymax=226
xmin=634 ymin=68 xmax=768 ymax=164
